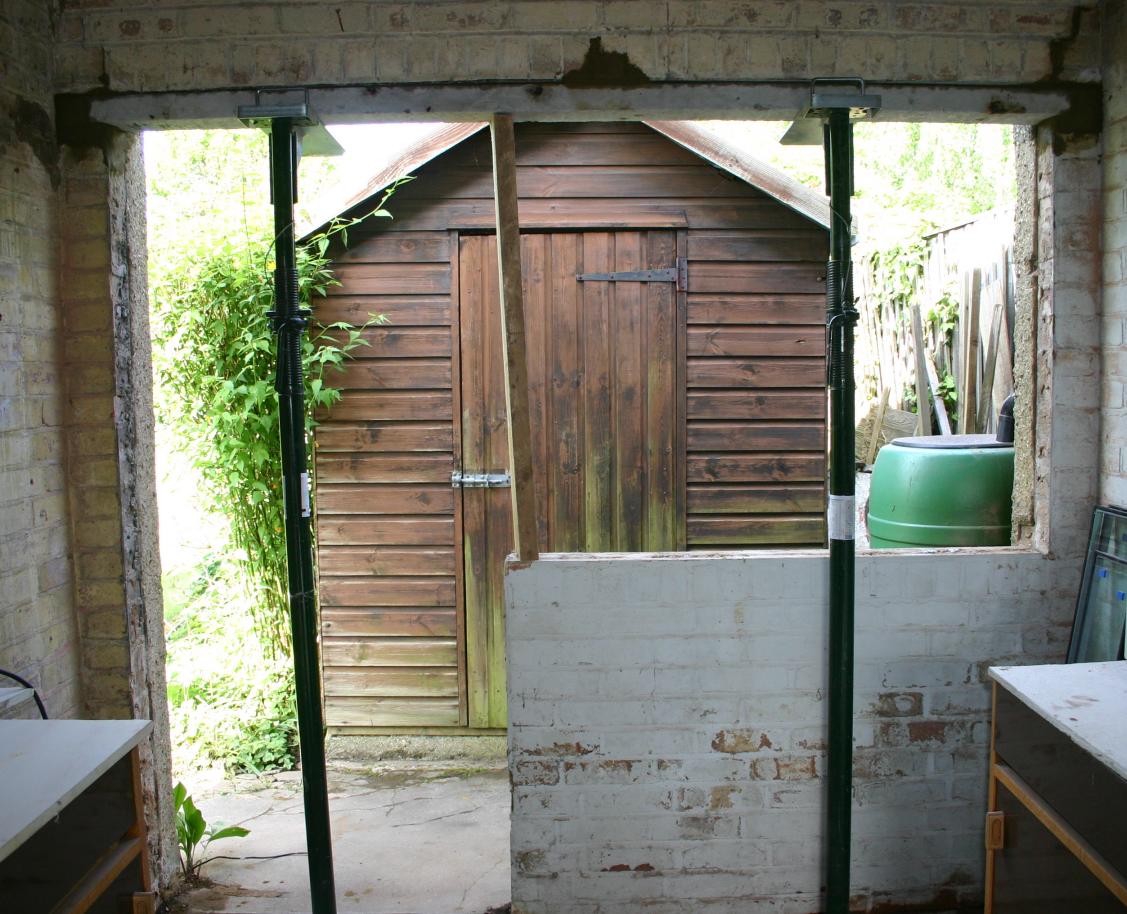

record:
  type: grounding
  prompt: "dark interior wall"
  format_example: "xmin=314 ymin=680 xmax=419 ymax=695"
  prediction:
xmin=0 ymin=0 xmax=83 ymax=719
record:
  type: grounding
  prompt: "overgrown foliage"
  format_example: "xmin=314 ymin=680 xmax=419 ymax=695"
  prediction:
xmin=164 ymin=553 xmax=300 ymax=772
xmin=153 ymin=212 xmax=389 ymax=657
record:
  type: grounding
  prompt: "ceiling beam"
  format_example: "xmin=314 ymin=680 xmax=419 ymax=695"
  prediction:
xmin=82 ymin=81 xmax=1072 ymax=132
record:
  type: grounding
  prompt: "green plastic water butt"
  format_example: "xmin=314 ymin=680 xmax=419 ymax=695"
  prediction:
xmin=867 ymin=434 xmax=1014 ymax=549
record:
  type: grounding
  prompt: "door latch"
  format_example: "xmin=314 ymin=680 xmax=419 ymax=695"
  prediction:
xmin=451 ymin=471 xmax=512 ymax=488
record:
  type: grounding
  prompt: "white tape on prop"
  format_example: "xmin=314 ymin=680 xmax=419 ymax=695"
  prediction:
xmin=828 ymin=495 xmax=855 ymax=541
xmin=300 ymin=471 xmax=311 ymax=518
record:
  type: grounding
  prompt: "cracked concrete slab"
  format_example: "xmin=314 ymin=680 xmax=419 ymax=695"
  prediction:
xmin=174 ymin=763 xmax=510 ymax=914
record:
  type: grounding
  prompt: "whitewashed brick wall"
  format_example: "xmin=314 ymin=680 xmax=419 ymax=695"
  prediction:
xmin=506 ymin=550 xmax=1078 ymax=914
xmin=0 ymin=0 xmax=83 ymax=718
xmin=1034 ymin=128 xmax=1104 ymax=557
xmin=52 ymin=1 xmax=1087 ymax=94
xmin=1103 ymin=3 xmax=1127 ymax=510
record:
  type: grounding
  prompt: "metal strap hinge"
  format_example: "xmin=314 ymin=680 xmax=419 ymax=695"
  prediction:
xmin=577 ymin=258 xmax=687 ymax=292
xmin=452 ymin=471 xmax=511 ymax=489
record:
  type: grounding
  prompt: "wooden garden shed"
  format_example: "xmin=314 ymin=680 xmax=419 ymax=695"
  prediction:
xmin=306 ymin=121 xmax=831 ymax=733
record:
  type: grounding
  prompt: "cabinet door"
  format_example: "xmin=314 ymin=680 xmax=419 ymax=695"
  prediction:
xmin=989 ymin=779 xmax=1126 ymax=914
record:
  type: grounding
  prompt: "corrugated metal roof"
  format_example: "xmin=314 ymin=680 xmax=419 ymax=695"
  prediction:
xmin=298 ymin=120 xmax=830 ymax=240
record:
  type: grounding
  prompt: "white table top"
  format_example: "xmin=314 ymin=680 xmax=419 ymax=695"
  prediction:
xmin=990 ymin=662 xmax=1127 ymax=782
xmin=0 ymin=718 xmax=151 ymax=863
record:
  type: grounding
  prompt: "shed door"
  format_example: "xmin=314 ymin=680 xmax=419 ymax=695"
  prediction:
xmin=457 ymin=231 xmax=684 ymax=728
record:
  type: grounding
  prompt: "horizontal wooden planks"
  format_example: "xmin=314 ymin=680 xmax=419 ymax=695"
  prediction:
xmin=323 ymin=611 xmax=456 ymax=639
xmin=317 ymin=485 xmax=455 ymax=515
xmin=688 ymin=484 xmax=825 ymax=514
xmin=323 ymin=638 xmax=458 ymax=667
xmin=317 ymin=326 xmax=452 ymax=358
xmin=324 ymin=696 xmax=459 ymax=727
xmin=409 ymin=165 xmax=756 ymax=200
xmin=515 ymin=131 xmax=704 ymax=167
xmin=321 ymin=576 xmax=456 ymax=607
xmin=686 ymin=239 xmax=826 ymax=547
xmin=332 ymin=262 xmax=451 ymax=295
xmin=333 ymin=232 xmax=450 ymax=264
xmin=689 ymin=262 xmax=826 ymax=295
xmin=319 ymin=516 xmax=454 ymax=545
xmin=317 ymin=391 xmax=452 ymax=422
xmin=688 ymin=230 xmax=828 ymax=262
xmin=316 ymin=424 xmax=452 ymax=452
xmin=317 ymin=547 xmax=453 ymax=574
xmin=380 ymin=198 xmax=815 ymax=232
xmin=313 ymin=231 xmax=461 ymax=731
xmin=317 ymin=454 xmax=453 ymax=484
xmin=325 ymin=666 xmax=459 ymax=697
xmin=687 ymin=422 xmax=825 ymax=451
xmin=688 ymin=295 xmax=825 ymax=325
xmin=318 ymin=295 xmax=452 ymax=327
xmin=688 ymin=454 xmax=826 ymax=482
xmin=335 ymin=358 xmax=451 ymax=391
xmin=688 ymin=389 xmax=825 ymax=420
xmin=318 ymin=545 xmax=456 ymax=575
xmin=687 ymin=326 xmax=824 ymax=357
xmin=688 ymin=515 xmax=827 ymax=545
xmin=688 ymin=358 xmax=824 ymax=388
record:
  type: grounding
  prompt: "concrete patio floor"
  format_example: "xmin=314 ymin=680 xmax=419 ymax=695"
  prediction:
xmin=172 ymin=760 xmax=510 ymax=914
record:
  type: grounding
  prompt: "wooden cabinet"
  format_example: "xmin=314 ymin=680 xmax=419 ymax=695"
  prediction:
xmin=0 ymin=720 xmax=156 ymax=914
xmin=986 ymin=663 xmax=1127 ymax=912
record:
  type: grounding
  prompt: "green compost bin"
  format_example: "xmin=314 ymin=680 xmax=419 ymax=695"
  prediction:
xmin=867 ymin=434 xmax=1014 ymax=549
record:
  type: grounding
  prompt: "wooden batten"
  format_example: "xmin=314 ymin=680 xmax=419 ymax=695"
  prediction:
xmin=489 ymin=114 xmax=539 ymax=563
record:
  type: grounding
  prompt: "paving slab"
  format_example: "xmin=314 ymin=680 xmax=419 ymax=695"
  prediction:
xmin=175 ymin=763 xmax=510 ymax=914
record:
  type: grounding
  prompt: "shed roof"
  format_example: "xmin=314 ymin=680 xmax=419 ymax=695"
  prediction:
xmin=299 ymin=121 xmax=831 ymax=240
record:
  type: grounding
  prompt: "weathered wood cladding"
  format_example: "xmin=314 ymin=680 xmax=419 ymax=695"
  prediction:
xmin=313 ymin=122 xmax=828 ymax=730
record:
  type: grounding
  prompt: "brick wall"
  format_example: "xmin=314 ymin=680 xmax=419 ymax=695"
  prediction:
xmin=0 ymin=0 xmax=83 ymax=718
xmin=506 ymin=550 xmax=1075 ymax=914
xmin=52 ymin=1 xmax=1087 ymax=94
xmin=1033 ymin=127 xmax=1104 ymax=555
xmin=1103 ymin=1 xmax=1127 ymax=509
xmin=57 ymin=134 xmax=178 ymax=886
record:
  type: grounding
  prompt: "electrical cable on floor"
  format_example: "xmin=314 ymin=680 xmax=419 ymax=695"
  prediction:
xmin=0 ymin=667 xmax=48 ymax=719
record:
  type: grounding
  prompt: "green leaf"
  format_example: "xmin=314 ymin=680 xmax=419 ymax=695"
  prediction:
xmin=208 ymin=825 xmax=251 ymax=842
xmin=187 ymin=807 xmax=207 ymax=845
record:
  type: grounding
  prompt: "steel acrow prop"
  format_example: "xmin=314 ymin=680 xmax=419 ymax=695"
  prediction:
xmin=238 ymin=92 xmax=343 ymax=914
xmin=783 ymin=78 xmax=881 ymax=914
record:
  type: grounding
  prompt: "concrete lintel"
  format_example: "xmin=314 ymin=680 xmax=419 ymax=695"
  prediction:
xmin=87 ymin=81 xmax=1071 ymax=131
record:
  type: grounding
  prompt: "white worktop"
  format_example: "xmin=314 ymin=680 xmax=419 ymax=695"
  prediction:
xmin=990 ymin=661 xmax=1127 ymax=783
xmin=0 ymin=718 xmax=151 ymax=864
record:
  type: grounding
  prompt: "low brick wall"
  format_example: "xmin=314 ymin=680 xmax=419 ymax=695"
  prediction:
xmin=506 ymin=549 xmax=1077 ymax=914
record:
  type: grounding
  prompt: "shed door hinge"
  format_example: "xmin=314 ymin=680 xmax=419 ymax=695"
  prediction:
xmin=578 ymin=258 xmax=687 ymax=292
xmin=452 ymin=471 xmax=512 ymax=488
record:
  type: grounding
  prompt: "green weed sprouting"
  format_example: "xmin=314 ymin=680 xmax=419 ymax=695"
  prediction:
xmin=174 ymin=781 xmax=250 ymax=881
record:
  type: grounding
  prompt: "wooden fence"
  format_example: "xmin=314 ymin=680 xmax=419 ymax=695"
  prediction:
xmin=855 ymin=208 xmax=1016 ymax=442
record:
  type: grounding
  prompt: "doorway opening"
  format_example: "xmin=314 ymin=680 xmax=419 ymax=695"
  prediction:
xmin=142 ymin=114 xmax=1033 ymax=913
xmin=145 ymin=122 xmax=510 ymax=914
